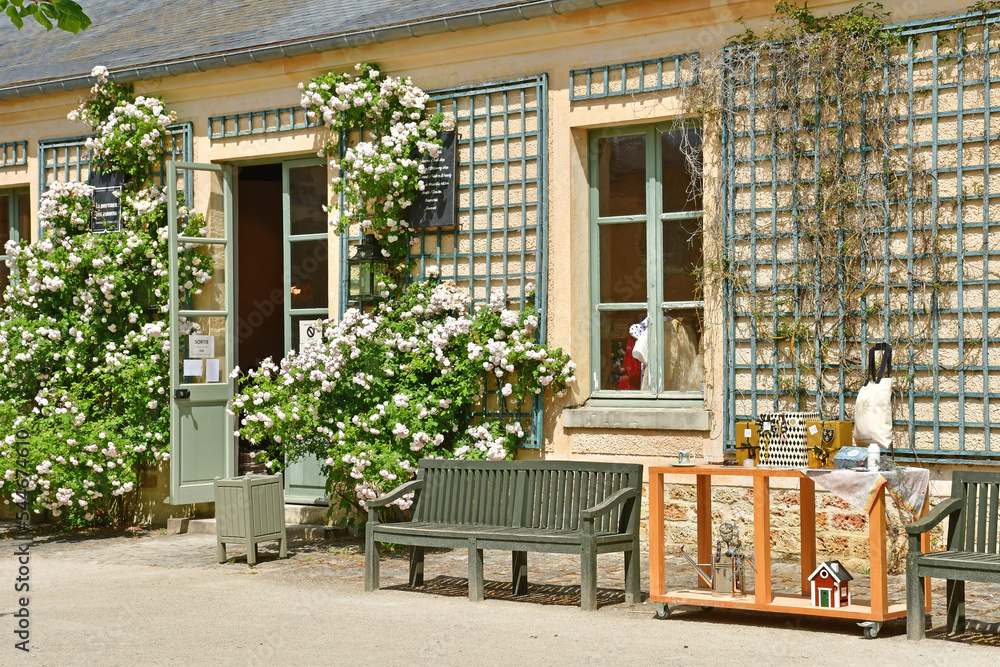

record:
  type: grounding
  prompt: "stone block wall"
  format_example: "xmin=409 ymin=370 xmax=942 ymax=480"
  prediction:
xmin=639 ymin=481 xmax=948 ymax=575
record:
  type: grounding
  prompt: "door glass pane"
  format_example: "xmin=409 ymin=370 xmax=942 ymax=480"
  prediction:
xmin=0 ymin=195 xmax=10 ymax=249
xmin=662 ymin=308 xmax=703 ymax=392
xmin=1 ymin=195 xmax=11 ymax=294
xmin=598 ymin=135 xmax=646 ymax=217
xmin=290 ymin=239 xmax=329 ymax=309
xmin=17 ymin=194 xmax=30 ymax=242
xmin=662 ymin=127 xmax=702 ymax=213
xmin=289 ymin=164 xmax=328 ymax=236
xmin=178 ymin=315 xmax=227 ymax=384
xmin=662 ymin=217 xmax=701 ymax=302
xmin=600 ymin=222 xmax=646 ymax=303
xmin=185 ymin=243 xmax=227 ymax=311
xmin=599 ymin=309 xmax=647 ymax=391
xmin=185 ymin=170 xmax=228 ymax=239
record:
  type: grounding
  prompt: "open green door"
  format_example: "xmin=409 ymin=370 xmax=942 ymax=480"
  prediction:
xmin=281 ymin=158 xmax=330 ymax=504
xmin=167 ymin=161 xmax=236 ymax=505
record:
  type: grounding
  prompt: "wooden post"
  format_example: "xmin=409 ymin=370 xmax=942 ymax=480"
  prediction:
xmin=869 ymin=486 xmax=889 ymax=615
xmin=649 ymin=470 xmax=665 ymax=599
xmin=696 ymin=474 xmax=713 ymax=589
xmin=753 ymin=474 xmax=772 ymax=605
xmin=800 ymin=475 xmax=816 ymax=597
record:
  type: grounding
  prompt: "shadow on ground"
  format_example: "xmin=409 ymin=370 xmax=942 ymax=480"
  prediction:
xmin=387 ymin=574 xmax=628 ymax=608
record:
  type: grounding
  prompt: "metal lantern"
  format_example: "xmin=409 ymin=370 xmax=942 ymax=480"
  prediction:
xmin=347 ymin=234 xmax=386 ymax=307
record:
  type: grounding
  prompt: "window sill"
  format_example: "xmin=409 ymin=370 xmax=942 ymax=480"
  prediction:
xmin=562 ymin=406 xmax=710 ymax=431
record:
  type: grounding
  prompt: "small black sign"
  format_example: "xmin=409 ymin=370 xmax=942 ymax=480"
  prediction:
xmin=88 ymin=170 xmax=124 ymax=233
xmin=408 ymin=130 xmax=457 ymax=229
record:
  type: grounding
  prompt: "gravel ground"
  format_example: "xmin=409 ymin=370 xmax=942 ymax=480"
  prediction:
xmin=0 ymin=525 xmax=997 ymax=665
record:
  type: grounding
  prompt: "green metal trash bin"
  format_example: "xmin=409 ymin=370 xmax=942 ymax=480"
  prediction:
xmin=214 ymin=472 xmax=288 ymax=566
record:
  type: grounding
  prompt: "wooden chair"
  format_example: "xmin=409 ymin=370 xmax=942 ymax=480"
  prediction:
xmin=905 ymin=471 xmax=1000 ymax=640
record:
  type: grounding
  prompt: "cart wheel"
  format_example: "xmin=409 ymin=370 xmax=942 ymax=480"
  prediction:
xmin=654 ymin=603 xmax=671 ymax=620
xmin=700 ymin=606 xmax=714 ymax=612
xmin=859 ymin=621 xmax=881 ymax=639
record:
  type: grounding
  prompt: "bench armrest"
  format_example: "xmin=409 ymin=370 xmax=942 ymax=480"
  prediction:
xmin=904 ymin=497 xmax=962 ymax=536
xmin=366 ymin=479 xmax=425 ymax=522
xmin=580 ymin=488 xmax=638 ymax=533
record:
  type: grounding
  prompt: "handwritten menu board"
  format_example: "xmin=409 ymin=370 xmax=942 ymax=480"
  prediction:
xmin=408 ymin=130 xmax=457 ymax=229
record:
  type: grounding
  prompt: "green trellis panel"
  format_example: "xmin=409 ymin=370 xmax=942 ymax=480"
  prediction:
xmin=338 ymin=75 xmax=548 ymax=448
xmin=569 ymin=53 xmax=697 ymax=101
xmin=722 ymin=9 xmax=1000 ymax=463
xmin=37 ymin=123 xmax=193 ymax=235
xmin=208 ymin=106 xmax=321 ymax=139
xmin=1 ymin=141 xmax=27 ymax=168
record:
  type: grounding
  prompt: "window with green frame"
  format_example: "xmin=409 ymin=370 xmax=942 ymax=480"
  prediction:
xmin=588 ymin=123 xmax=703 ymax=399
xmin=0 ymin=188 xmax=30 ymax=293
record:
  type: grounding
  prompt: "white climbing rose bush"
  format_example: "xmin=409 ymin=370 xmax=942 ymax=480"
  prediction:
xmin=234 ymin=274 xmax=576 ymax=517
xmin=0 ymin=67 xmax=214 ymax=526
xmin=299 ymin=62 xmax=456 ymax=268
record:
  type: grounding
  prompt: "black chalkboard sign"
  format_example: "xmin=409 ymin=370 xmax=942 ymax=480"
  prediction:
xmin=408 ymin=130 xmax=457 ymax=229
xmin=88 ymin=170 xmax=124 ymax=233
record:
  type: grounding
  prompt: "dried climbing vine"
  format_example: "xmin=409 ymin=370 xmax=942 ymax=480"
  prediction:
xmin=676 ymin=1 xmax=999 ymax=430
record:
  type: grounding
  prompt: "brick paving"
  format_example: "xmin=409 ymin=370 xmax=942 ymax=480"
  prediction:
xmin=7 ymin=523 xmax=998 ymax=644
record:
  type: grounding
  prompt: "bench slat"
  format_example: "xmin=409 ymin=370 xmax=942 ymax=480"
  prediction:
xmin=989 ymin=483 xmax=999 ymax=555
xmin=978 ymin=482 xmax=989 ymax=553
xmin=604 ymin=472 xmax=614 ymax=533
xmin=965 ymin=482 xmax=977 ymax=552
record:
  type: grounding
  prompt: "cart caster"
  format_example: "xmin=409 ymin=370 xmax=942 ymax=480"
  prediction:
xmin=654 ymin=603 xmax=671 ymax=619
xmin=859 ymin=621 xmax=881 ymax=639
xmin=700 ymin=606 xmax=714 ymax=612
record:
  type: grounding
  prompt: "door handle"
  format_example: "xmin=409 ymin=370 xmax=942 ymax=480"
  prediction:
xmin=174 ymin=389 xmax=191 ymax=399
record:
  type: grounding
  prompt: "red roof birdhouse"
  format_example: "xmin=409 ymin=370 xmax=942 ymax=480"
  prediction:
xmin=808 ymin=560 xmax=853 ymax=608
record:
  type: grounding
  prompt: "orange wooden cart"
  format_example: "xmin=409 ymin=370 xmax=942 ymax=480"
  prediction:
xmin=648 ymin=465 xmax=931 ymax=638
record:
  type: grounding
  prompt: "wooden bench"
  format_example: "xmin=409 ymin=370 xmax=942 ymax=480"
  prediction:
xmin=905 ymin=471 xmax=1000 ymax=640
xmin=364 ymin=459 xmax=643 ymax=610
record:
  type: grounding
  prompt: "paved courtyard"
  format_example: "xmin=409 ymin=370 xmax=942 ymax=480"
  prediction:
xmin=0 ymin=524 xmax=997 ymax=665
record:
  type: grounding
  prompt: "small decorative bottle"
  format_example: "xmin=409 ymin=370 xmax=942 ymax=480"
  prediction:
xmin=867 ymin=444 xmax=881 ymax=471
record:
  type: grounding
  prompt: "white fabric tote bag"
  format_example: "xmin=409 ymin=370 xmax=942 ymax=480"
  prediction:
xmin=854 ymin=343 xmax=893 ymax=448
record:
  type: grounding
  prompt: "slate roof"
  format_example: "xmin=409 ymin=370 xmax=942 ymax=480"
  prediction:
xmin=0 ymin=0 xmax=615 ymax=91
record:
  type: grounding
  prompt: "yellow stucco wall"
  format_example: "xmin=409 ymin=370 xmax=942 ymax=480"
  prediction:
xmin=0 ymin=0 xmax=982 ymax=518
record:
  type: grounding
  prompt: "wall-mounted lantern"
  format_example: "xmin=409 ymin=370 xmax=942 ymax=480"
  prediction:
xmin=347 ymin=234 xmax=386 ymax=308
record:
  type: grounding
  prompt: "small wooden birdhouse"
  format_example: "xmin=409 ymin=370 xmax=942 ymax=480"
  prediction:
xmin=808 ymin=560 xmax=853 ymax=608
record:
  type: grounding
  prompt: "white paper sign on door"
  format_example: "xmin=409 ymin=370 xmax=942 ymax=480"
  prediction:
xmin=205 ymin=358 xmax=220 ymax=383
xmin=183 ymin=359 xmax=203 ymax=377
xmin=299 ymin=320 xmax=324 ymax=351
xmin=188 ymin=335 xmax=215 ymax=358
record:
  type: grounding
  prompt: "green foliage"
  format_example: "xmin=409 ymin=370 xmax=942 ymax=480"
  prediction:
xmin=1 ymin=0 xmax=90 ymax=33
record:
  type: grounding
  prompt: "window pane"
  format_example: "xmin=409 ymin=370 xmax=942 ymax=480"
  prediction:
xmin=662 ymin=217 xmax=701 ymax=302
xmin=662 ymin=127 xmax=702 ymax=213
xmin=289 ymin=239 xmax=329 ymax=309
xmin=289 ymin=164 xmax=328 ymax=236
xmin=600 ymin=222 xmax=646 ymax=302
xmin=663 ymin=309 xmax=703 ymax=392
xmin=598 ymin=135 xmax=646 ymax=217
xmin=17 ymin=193 xmax=30 ymax=242
xmin=599 ymin=309 xmax=648 ymax=391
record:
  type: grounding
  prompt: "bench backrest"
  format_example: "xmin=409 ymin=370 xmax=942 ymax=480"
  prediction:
xmin=947 ymin=471 xmax=1000 ymax=554
xmin=412 ymin=459 xmax=643 ymax=533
